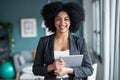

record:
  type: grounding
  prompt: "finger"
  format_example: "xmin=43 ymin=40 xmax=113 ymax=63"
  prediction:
xmin=54 ymin=69 xmax=58 ymax=72
xmin=59 ymin=58 xmax=64 ymax=61
xmin=62 ymin=62 xmax=67 ymax=66
xmin=54 ymin=72 xmax=58 ymax=75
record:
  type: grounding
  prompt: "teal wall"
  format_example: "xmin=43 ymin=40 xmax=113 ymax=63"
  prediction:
xmin=0 ymin=0 xmax=82 ymax=54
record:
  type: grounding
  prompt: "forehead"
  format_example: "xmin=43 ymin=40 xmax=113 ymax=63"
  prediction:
xmin=56 ymin=11 xmax=69 ymax=17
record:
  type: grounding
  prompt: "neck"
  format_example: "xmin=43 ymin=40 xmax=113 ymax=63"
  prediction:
xmin=55 ymin=32 xmax=69 ymax=40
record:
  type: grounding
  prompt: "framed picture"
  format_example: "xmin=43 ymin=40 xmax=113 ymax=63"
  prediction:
xmin=21 ymin=18 xmax=37 ymax=38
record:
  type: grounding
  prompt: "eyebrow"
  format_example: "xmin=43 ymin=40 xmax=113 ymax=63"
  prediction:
xmin=55 ymin=16 xmax=70 ymax=18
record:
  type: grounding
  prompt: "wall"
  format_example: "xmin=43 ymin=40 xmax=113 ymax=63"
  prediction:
xmin=0 ymin=0 xmax=82 ymax=54
xmin=83 ymin=0 xmax=93 ymax=49
xmin=83 ymin=0 xmax=103 ymax=80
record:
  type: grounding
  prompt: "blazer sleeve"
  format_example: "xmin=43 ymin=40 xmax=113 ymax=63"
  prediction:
xmin=71 ymin=38 xmax=93 ymax=79
xmin=32 ymin=37 xmax=50 ymax=77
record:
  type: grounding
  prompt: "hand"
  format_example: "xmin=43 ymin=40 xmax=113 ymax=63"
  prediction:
xmin=54 ymin=67 xmax=74 ymax=77
xmin=48 ymin=59 xmax=66 ymax=72
xmin=54 ymin=67 xmax=67 ymax=77
xmin=53 ymin=58 xmax=66 ymax=70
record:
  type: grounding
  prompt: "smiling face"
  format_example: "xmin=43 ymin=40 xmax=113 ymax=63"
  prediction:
xmin=54 ymin=11 xmax=71 ymax=34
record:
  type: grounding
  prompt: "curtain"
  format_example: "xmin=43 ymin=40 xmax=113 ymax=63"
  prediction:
xmin=113 ymin=0 xmax=120 ymax=80
xmin=110 ymin=0 xmax=120 ymax=80
xmin=103 ymin=0 xmax=120 ymax=80
xmin=91 ymin=0 xmax=120 ymax=79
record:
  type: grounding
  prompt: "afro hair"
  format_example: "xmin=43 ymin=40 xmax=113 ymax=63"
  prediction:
xmin=41 ymin=1 xmax=85 ymax=33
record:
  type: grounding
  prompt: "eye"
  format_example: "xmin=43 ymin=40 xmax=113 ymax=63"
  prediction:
xmin=55 ymin=18 xmax=61 ymax=21
xmin=65 ymin=18 xmax=70 ymax=21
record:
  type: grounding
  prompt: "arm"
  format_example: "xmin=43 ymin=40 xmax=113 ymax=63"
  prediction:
xmin=72 ymin=38 xmax=93 ymax=78
xmin=51 ymin=38 xmax=93 ymax=78
xmin=32 ymin=37 xmax=64 ymax=77
xmin=32 ymin=38 xmax=50 ymax=77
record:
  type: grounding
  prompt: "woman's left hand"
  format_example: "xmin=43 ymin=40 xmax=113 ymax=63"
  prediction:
xmin=54 ymin=67 xmax=67 ymax=76
xmin=54 ymin=67 xmax=73 ymax=77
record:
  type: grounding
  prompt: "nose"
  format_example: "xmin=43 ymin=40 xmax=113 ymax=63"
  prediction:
xmin=60 ymin=19 xmax=65 ymax=25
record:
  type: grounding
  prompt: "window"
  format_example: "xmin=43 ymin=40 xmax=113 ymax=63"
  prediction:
xmin=92 ymin=0 xmax=102 ymax=63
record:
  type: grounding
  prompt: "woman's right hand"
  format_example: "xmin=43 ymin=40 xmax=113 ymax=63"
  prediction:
xmin=48 ymin=59 xmax=66 ymax=72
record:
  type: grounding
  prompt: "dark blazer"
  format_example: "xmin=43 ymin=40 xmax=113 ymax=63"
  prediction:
xmin=32 ymin=33 xmax=93 ymax=80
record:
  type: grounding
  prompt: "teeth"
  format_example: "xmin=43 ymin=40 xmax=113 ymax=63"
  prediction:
xmin=59 ymin=26 xmax=65 ymax=29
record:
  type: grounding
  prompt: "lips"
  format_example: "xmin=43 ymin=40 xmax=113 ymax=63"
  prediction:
xmin=59 ymin=26 xmax=66 ymax=30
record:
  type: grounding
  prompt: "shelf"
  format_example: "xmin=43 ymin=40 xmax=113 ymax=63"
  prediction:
xmin=0 ymin=53 xmax=9 ymax=60
xmin=0 ymin=23 xmax=12 ymax=60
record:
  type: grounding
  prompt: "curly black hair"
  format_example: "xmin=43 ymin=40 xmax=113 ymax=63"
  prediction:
xmin=41 ymin=1 xmax=85 ymax=33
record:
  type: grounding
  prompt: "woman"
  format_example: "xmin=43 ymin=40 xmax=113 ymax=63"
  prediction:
xmin=33 ymin=1 xmax=93 ymax=80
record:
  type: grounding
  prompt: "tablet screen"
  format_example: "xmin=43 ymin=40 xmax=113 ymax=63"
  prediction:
xmin=61 ymin=55 xmax=84 ymax=67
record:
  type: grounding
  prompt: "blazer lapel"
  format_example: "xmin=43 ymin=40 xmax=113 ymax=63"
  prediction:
xmin=69 ymin=34 xmax=79 ymax=55
xmin=69 ymin=34 xmax=75 ymax=55
xmin=49 ymin=34 xmax=55 ymax=60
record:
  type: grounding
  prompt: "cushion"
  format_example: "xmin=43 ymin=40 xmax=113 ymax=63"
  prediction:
xmin=18 ymin=55 xmax=26 ymax=65
xmin=20 ymin=51 xmax=34 ymax=62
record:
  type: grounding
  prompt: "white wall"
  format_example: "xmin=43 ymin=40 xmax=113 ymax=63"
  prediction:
xmin=83 ymin=0 xmax=93 ymax=50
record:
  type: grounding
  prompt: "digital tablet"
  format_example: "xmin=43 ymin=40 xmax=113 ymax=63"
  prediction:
xmin=61 ymin=55 xmax=84 ymax=67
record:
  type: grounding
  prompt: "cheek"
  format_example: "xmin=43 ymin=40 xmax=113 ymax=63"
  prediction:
xmin=54 ymin=21 xmax=60 ymax=27
xmin=54 ymin=23 xmax=57 ymax=28
xmin=67 ymin=22 xmax=71 ymax=27
xmin=54 ymin=21 xmax=57 ymax=27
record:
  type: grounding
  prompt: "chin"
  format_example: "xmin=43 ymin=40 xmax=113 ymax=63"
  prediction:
xmin=60 ymin=31 xmax=68 ymax=33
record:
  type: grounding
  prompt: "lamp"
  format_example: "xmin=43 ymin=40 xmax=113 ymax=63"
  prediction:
xmin=41 ymin=20 xmax=45 ymax=28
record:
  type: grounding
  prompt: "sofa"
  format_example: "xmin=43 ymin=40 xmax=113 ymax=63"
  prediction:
xmin=13 ymin=51 xmax=34 ymax=73
xmin=13 ymin=51 xmax=44 ymax=80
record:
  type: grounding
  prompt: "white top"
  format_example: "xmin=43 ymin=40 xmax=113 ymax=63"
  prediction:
xmin=54 ymin=50 xmax=70 ymax=78
xmin=54 ymin=50 xmax=70 ymax=59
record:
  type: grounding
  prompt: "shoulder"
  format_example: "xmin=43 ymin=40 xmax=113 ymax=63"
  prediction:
xmin=70 ymin=33 xmax=84 ymax=42
xmin=70 ymin=34 xmax=86 ymax=49
xmin=39 ymin=34 xmax=55 ymax=42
